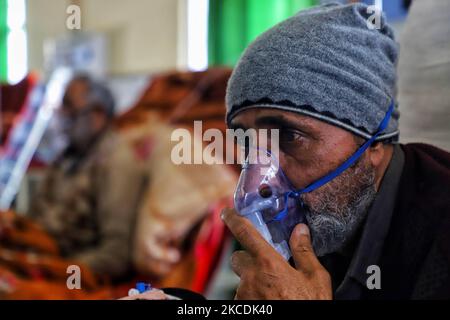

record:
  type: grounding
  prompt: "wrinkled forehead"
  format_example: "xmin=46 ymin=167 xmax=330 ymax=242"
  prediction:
xmin=229 ymin=108 xmax=339 ymax=135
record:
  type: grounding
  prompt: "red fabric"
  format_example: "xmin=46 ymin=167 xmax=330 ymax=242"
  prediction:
xmin=0 ymin=74 xmax=37 ymax=145
xmin=191 ymin=199 xmax=231 ymax=293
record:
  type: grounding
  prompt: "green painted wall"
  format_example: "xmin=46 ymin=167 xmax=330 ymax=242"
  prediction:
xmin=208 ymin=0 xmax=317 ymax=66
xmin=0 ymin=0 xmax=7 ymax=82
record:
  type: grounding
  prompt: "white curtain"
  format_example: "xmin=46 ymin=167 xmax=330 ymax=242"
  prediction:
xmin=398 ymin=0 xmax=450 ymax=151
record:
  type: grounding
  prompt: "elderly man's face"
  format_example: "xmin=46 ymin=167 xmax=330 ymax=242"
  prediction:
xmin=60 ymin=79 xmax=108 ymax=151
xmin=230 ymin=108 xmax=378 ymax=256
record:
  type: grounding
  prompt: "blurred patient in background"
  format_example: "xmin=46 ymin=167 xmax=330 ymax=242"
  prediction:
xmin=29 ymin=75 xmax=143 ymax=279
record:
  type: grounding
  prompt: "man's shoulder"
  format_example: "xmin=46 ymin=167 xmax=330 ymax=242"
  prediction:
xmin=401 ymin=143 xmax=450 ymax=174
xmin=400 ymin=142 xmax=450 ymax=198
xmin=91 ymin=128 xmax=137 ymax=169
xmin=398 ymin=142 xmax=450 ymax=233
xmin=98 ymin=127 xmax=134 ymax=152
xmin=380 ymin=143 xmax=450 ymax=299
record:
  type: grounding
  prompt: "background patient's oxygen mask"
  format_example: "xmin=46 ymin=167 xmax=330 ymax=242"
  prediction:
xmin=234 ymin=148 xmax=307 ymax=260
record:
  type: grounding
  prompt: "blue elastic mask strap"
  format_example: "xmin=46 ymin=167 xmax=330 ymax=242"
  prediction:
xmin=270 ymin=100 xmax=394 ymax=223
xmin=297 ymin=100 xmax=395 ymax=195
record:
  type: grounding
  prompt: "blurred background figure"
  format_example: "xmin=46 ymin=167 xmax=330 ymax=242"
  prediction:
xmin=398 ymin=0 xmax=450 ymax=151
xmin=29 ymin=74 xmax=144 ymax=279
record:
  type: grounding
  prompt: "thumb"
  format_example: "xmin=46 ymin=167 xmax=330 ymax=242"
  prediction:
xmin=289 ymin=224 xmax=322 ymax=274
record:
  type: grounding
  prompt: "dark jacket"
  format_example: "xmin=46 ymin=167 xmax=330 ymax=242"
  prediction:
xmin=367 ymin=143 xmax=450 ymax=299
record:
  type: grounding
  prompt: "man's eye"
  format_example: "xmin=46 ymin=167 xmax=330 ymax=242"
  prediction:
xmin=280 ymin=129 xmax=305 ymax=143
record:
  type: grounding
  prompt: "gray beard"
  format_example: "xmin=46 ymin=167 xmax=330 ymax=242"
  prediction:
xmin=302 ymin=161 xmax=377 ymax=257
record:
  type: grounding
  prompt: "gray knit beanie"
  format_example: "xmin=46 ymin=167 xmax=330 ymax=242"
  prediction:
xmin=226 ymin=3 xmax=400 ymax=141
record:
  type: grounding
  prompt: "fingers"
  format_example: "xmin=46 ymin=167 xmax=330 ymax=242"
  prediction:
xmin=230 ymin=250 xmax=253 ymax=277
xmin=289 ymin=224 xmax=323 ymax=274
xmin=221 ymin=208 xmax=275 ymax=258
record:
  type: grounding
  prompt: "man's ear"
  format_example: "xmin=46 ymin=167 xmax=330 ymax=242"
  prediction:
xmin=368 ymin=142 xmax=394 ymax=190
xmin=367 ymin=142 xmax=386 ymax=168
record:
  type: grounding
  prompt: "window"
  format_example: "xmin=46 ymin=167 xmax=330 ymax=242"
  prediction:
xmin=0 ymin=0 xmax=7 ymax=82
xmin=187 ymin=0 xmax=209 ymax=71
xmin=0 ymin=0 xmax=27 ymax=84
xmin=208 ymin=0 xmax=317 ymax=66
